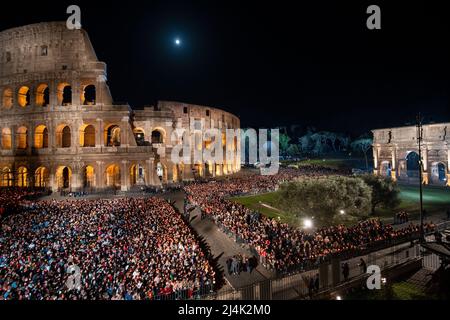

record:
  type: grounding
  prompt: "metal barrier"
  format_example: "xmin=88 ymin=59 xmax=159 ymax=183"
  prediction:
xmin=436 ymin=220 xmax=450 ymax=232
xmin=204 ymin=243 xmax=426 ymax=300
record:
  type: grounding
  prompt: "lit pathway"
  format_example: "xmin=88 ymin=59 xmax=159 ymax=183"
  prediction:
xmin=159 ymin=191 xmax=276 ymax=290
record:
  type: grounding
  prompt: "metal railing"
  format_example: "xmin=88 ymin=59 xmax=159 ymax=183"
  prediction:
xmin=200 ymin=243 xmax=424 ymax=300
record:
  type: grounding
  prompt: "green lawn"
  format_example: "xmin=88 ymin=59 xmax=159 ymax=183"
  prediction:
xmin=232 ymin=184 xmax=450 ymax=227
xmin=232 ymin=192 xmax=303 ymax=226
xmin=282 ymin=158 xmax=355 ymax=170
xmin=375 ymin=185 xmax=450 ymax=221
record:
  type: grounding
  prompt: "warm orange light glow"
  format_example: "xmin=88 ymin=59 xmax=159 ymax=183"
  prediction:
xmin=106 ymin=164 xmax=120 ymax=187
xmin=1 ymin=128 xmax=12 ymax=149
xmin=17 ymin=126 xmax=28 ymax=149
xmin=2 ymin=88 xmax=13 ymax=108
xmin=34 ymin=125 xmax=48 ymax=149
xmin=35 ymin=167 xmax=49 ymax=187
xmin=18 ymin=86 xmax=30 ymax=107
xmin=56 ymin=166 xmax=72 ymax=189
xmin=17 ymin=166 xmax=29 ymax=187
xmin=36 ymin=84 xmax=49 ymax=107
xmin=1 ymin=167 xmax=13 ymax=187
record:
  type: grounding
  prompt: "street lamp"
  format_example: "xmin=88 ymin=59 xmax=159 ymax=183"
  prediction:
xmin=416 ymin=114 xmax=425 ymax=242
xmin=303 ymin=218 xmax=313 ymax=229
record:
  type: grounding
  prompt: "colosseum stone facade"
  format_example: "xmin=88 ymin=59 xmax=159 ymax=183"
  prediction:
xmin=372 ymin=123 xmax=449 ymax=186
xmin=0 ymin=22 xmax=240 ymax=192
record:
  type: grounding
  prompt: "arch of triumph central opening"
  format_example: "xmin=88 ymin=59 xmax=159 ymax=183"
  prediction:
xmin=372 ymin=123 xmax=450 ymax=186
xmin=0 ymin=22 xmax=240 ymax=191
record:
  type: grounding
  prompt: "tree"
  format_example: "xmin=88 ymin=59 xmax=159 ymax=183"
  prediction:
xmin=279 ymin=133 xmax=291 ymax=157
xmin=351 ymin=138 xmax=373 ymax=172
xmin=287 ymin=144 xmax=300 ymax=157
xmin=277 ymin=176 xmax=372 ymax=223
xmin=360 ymin=174 xmax=401 ymax=215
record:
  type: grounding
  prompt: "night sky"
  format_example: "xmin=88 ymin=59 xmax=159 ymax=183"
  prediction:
xmin=1 ymin=1 xmax=449 ymax=135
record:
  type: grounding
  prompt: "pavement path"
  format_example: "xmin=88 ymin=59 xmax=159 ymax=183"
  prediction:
xmin=159 ymin=191 xmax=275 ymax=290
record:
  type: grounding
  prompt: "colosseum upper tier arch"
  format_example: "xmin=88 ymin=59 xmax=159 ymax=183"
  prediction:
xmin=372 ymin=123 xmax=450 ymax=186
xmin=0 ymin=22 xmax=240 ymax=191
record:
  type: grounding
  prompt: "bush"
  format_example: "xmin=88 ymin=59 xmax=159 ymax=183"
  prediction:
xmin=360 ymin=174 xmax=401 ymax=214
xmin=277 ymin=176 xmax=372 ymax=223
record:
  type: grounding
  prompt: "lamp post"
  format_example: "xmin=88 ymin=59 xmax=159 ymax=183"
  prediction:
xmin=416 ymin=114 xmax=424 ymax=242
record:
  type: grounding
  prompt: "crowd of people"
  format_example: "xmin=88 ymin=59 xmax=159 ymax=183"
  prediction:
xmin=394 ymin=211 xmax=409 ymax=224
xmin=184 ymin=168 xmax=436 ymax=274
xmin=0 ymin=163 xmax=441 ymax=299
xmin=0 ymin=188 xmax=49 ymax=218
xmin=0 ymin=195 xmax=215 ymax=300
xmin=225 ymin=254 xmax=258 ymax=276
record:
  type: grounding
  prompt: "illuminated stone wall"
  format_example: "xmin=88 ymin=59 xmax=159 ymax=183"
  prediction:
xmin=372 ymin=123 xmax=450 ymax=186
xmin=0 ymin=22 xmax=240 ymax=191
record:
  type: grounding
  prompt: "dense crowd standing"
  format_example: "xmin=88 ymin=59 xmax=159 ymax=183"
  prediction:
xmin=0 ymin=195 xmax=215 ymax=300
xmin=394 ymin=211 xmax=409 ymax=224
xmin=0 ymin=188 xmax=49 ymax=217
xmin=185 ymin=167 xmax=436 ymax=274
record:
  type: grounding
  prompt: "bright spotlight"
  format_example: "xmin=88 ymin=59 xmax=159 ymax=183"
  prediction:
xmin=336 ymin=295 xmax=342 ymax=300
xmin=339 ymin=210 xmax=345 ymax=215
xmin=303 ymin=219 xmax=313 ymax=229
xmin=174 ymin=38 xmax=181 ymax=46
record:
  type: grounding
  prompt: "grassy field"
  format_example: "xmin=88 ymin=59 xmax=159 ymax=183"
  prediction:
xmin=232 ymin=184 xmax=450 ymax=227
xmin=374 ymin=184 xmax=450 ymax=220
xmin=232 ymin=192 xmax=303 ymax=226
xmin=282 ymin=158 xmax=358 ymax=170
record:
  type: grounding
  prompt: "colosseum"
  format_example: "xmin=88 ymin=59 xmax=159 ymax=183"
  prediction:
xmin=0 ymin=22 xmax=240 ymax=192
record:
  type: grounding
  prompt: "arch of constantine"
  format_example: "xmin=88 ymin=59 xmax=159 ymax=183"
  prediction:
xmin=372 ymin=122 xmax=449 ymax=186
xmin=0 ymin=22 xmax=240 ymax=191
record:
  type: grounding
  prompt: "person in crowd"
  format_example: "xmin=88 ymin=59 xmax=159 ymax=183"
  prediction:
xmin=226 ymin=258 xmax=232 ymax=275
xmin=358 ymin=258 xmax=367 ymax=274
xmin=314 ymin=273 xmax=320 ymax=293
xmin=308 ymin=276 xmax=315 ymax=299
xmin=342 ymin=262 xmax=350 ymax=282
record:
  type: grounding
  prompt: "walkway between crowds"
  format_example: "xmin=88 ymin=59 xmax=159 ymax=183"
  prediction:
xmin=159 ymin=191 xmax=275 ymax=290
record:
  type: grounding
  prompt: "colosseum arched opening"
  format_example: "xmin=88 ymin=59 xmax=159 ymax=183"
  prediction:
xmin=1 ymin=167 xmax=13 ymax=187
xmin=105 ymin=164 xmax=120 ymax=188
xmin=34 ymin=125 xmax=49 ymax=149
xmin=34 ymin=167 xmax=49 ymax=187
xmin=18 ymin=86 xmax=31 ymax=107
xmin=57 ymin=83 xmax=72 ymax=106
xmin=105 ymin=125 xmax=121 ymax=147
xmin=56 ymin=125 xmax=71 ymax=148
xmin=82 ymin=84 xmax=96 ymax=105
xmin=36 ymin=84 xmax=50 ymax=107
xmin=80 ymin=124 xmax=96 ymax=147
xmin=83 ymin=165 xmax=96 ymax=188
xmin=133 ymin=128 xmax=145 ymax=146
xmin=2 ymin=88 xmax=13 ymax=109
xmin=16 ymin=126 xmax=28 ymax=149
xmin=1 ymin=128 xmax=12 ymax=149
xmin=56 ymin=166 xmax=71 ymax=189
xmin=16 ymin=166 xmax=29 ymax=187
xmin=151 ymin=129 xmax=164 ymax=144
